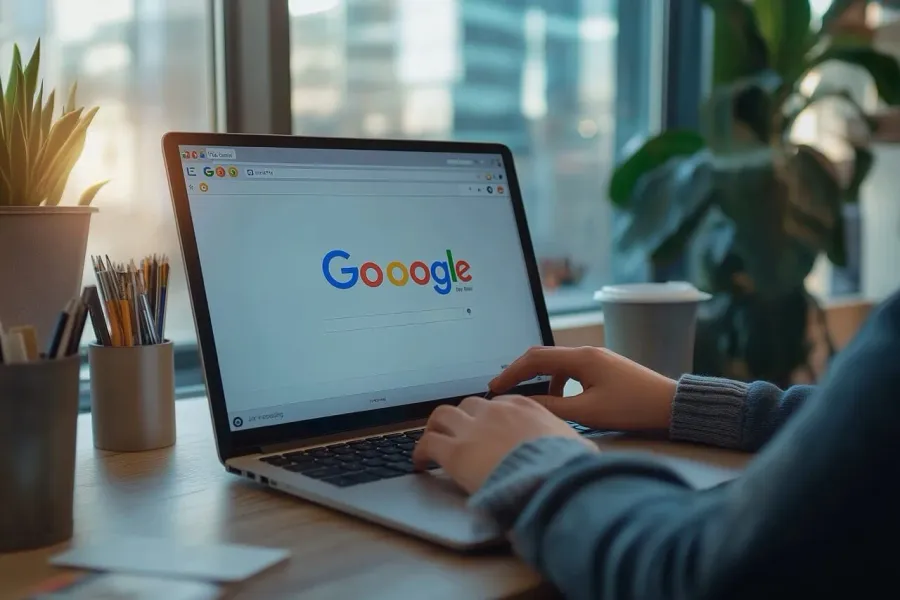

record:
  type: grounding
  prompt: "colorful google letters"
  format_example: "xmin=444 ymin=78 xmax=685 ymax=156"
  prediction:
xmin=322 ymin=250 xmax=471 ymax=296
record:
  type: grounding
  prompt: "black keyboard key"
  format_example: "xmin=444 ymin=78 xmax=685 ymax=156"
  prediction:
xmin=373 ymin=439 xmax=393 ymax=447
xmin=367 ymin=467 xmax=405 ymax=479
xmin=282 ymin=450 xmax=310 ymax=460
xmin=336 ymin=454 xmax=360 ymax=463
xmin=302 ymin=466 xmax=342 ymax=480
xmin=396 ymin=442 xmax=415 ymax=451
xmin=382 ymin=453 xmax=407 ymax=463
xmin=350 ymin=441 xmax=373 ymax=450
xmin=316 ymin=458 xmax=342 ymax=468
xmin=330 ymin=446 xmax=354 ymax=455
xmin=357 ymin=450 xmax=380 ymax=459
xmin=321 ymin=475 xmax=357 ymax=487
xmin=284 ymin=462 xmax=322 ymax=474
xmin=339 ymin=462 xmax=364 ymax=472
xmin=308 ymin=449 xmax=332 ymax=459
xmin=385 ymin=462 xmax=415 ymax=474
xmin=347 ymin=471 xmax=381 ymax=484
xmin=405 ymin=430 xmax=423 ymax=440
xmin=361 ymin=458 xmax=386 ymax=468
xmin=377 ymin=446 xmax=401 ymax=455
xmin=384 ymin=433 xmax=405 ymax=438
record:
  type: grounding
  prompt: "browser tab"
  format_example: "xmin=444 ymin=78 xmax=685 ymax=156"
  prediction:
xmin=205 ymin=147 xmax=236 ymax=160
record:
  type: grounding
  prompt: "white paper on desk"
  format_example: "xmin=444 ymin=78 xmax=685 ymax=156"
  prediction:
xmin=50 ymin=536 xmax=289 ymax=583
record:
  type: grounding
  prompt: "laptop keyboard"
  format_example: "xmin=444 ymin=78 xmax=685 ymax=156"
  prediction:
xmin=260 ymin=422 xmax=601 ymax=488
xmin=259 ymin=429 xmax=433 ymax=488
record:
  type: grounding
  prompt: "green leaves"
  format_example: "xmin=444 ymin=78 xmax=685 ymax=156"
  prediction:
xmin=754 ymin=0 xmax=812 ymax=81
xmin=810 ymin=47 xmax=900 ymax=105
xmin=0 ymin=39 xmax=106 ymax=206
xmin=703 ymin=0 xmax=770 ymax=86
xmin=608 ymin=130 xmax=706 ymax=207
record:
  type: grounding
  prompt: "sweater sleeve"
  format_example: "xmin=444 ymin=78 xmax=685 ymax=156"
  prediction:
xmin=669 ymin=375 xmax=815 ymax=451
xmin=507 ymin=292 xmax=900 ymax=600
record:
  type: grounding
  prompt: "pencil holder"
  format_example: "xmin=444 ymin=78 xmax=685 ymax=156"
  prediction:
xmin=89 ymin=341 xmax=175 ymax=452
xmin=0 ymin=354 xmax=80 ymax=552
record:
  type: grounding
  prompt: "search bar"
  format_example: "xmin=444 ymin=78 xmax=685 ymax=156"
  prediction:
xmin=243 ymin=167 xmax=483 ymax=182
xmin=323 ymin=307 xmax=473 ymax=334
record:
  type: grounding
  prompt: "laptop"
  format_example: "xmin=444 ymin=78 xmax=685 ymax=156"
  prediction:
xmin=162 ymin=133 xmax=569 ymax=549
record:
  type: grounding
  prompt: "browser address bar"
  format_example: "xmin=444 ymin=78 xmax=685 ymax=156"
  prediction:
xmin=243 ymin=167 xmax=481 ymax=182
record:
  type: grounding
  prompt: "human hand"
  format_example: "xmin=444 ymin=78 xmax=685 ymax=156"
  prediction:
xmin=490 ymin=346 xmax=677 ymax=432
xmin=412 ymin=395 xmax=594 ymax=494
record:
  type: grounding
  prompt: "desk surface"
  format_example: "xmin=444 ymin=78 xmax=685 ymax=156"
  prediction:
xmin=1 ymin=399 xmax=751 ymax=600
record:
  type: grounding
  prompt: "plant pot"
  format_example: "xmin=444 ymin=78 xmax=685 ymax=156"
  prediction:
xmin=0 ymin=354 xmax=81 ymax=553
xmin=0 ymin=206 xmax=97 ymax=348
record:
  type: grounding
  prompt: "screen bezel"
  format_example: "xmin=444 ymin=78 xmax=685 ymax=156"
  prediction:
xmin=162 ymin=132 xmax=555 ymax=462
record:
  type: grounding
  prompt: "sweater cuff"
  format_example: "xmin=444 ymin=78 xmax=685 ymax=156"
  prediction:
xmin=670 ymin=374 xmax=748 ymax=449
xmin=468 ymin=437 xmax=596 ymax=528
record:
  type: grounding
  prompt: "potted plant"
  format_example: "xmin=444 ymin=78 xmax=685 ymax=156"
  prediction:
xmin=0 ymin=40 xmax=107 ymax=347
xmin=607 ymin=0 xmax=900 ymax=386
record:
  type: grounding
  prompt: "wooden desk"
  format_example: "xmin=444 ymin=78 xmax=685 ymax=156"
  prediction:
xmin=0 ymin=399 xmax=751 ymax=600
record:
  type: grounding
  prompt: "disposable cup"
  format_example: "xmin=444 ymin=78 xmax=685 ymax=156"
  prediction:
xmin=594 ymin=282 xmax=711 ymax=379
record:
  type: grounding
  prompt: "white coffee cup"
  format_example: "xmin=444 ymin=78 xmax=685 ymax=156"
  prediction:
xmin=594 ymin=282 xmax=711 ymax=379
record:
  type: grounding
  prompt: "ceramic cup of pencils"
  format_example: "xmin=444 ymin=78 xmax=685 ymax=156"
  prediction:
xmin=0 ymin=294 xmax=89 ymax=552
xmin=87 ymin=254 xmax=176 ymax=452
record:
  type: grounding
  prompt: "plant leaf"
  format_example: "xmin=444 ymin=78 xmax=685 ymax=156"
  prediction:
xmin=78 ymin=179 xmax=108 ymax=206
xmin=36 ymin=108 xmax=96 ymax=202
xmin=608 ymin=129 xmax=707 ymax=206
xmin=27 ymin=82 xmax=42 ymax=203
xmin=64 ymin=81 xmax=77 ymax=115
xmin=702 ymin=70 xmax=782 ymax=148
xmin=703 ymin=0 xmax=770 ymax=86
xmin=753 ymin=0 xmax=812 ymax=82
xmin=9 ymin=111 xmax=28 ymax=203
xmin=33 ymin=106 xmax=83 ymax=178
xmin=713 ymin=147 xmax=822 ymax=295
xmin=41 ymin=89 xmax=55 ymax=140
xmin=784 ymin=85 xmax=876 ymax=134
xmin=23 ymin=39 xmax=39 ymax=112
xmin=810 ymin=47 xmax=900 ymax=105
xmin=613 ymin=150 xmax=717 ymax=282
xmin=42 ymin=131 xmax=86 ymax=206
xmin=4 ymin=43 xmax=21 ymax=116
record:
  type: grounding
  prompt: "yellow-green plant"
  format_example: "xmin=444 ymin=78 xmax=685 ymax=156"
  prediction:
xmin=0 ymin=40 xmax=107 ymax=207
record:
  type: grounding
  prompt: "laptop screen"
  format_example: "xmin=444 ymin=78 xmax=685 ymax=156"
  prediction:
xmin=178 ymin=144 xmax=546 ymax=432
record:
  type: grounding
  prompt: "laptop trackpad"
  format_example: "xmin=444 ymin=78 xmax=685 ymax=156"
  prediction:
xmin=339 ymin=471 xmax=501 ymax=547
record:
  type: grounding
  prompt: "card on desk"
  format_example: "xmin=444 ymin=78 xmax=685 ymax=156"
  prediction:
xmin=30 ymin=573 xmax=220 ymax=600
xmin=50 ymin=536 xmax=290 ymax=583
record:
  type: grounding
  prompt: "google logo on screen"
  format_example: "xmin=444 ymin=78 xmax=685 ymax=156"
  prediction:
xmin=323 ymin=249 xmax=471 ymax=296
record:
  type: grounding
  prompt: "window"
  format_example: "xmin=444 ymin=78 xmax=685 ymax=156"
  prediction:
xmin=0 ymin=0 xmax=214 ymax=347
xmin=289 ymin=0 xmax=663 ymax=314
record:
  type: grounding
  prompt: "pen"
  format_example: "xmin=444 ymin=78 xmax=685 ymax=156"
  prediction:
xmin=65 ymin=296 xmax=90 ymax=357
xmin=85 ymin=285 xmax=112 ymax=346
xmin=10 ymin=325 xmax=39 ymax=361
xmin=1 ymin=330 xmax=28 ymax=364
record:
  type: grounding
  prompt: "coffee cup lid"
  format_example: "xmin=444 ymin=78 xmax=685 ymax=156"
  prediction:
xmin=593 ymin=282 xmax=712 ymax=304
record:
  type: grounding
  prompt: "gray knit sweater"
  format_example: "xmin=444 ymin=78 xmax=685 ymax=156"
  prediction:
xmin=469 ymin=291 xmax=900 ymax=599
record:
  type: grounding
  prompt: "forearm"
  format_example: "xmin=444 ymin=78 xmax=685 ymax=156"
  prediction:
xmin=670 ymin=375 xmax=815 ymax=451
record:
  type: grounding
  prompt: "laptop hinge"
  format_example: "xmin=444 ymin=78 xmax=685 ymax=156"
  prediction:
xmin=256 ymin=417 xmax=428 ymax=455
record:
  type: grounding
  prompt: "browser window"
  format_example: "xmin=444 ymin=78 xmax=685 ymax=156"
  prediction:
xmin=179 ymin=145 xmax=545 ymax=431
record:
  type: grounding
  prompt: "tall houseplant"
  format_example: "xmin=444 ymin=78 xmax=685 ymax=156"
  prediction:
xmin=0 ymin=40 xmax=108 ymax=346
xmin=608 ymin=0 xmax=900 ymax=386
